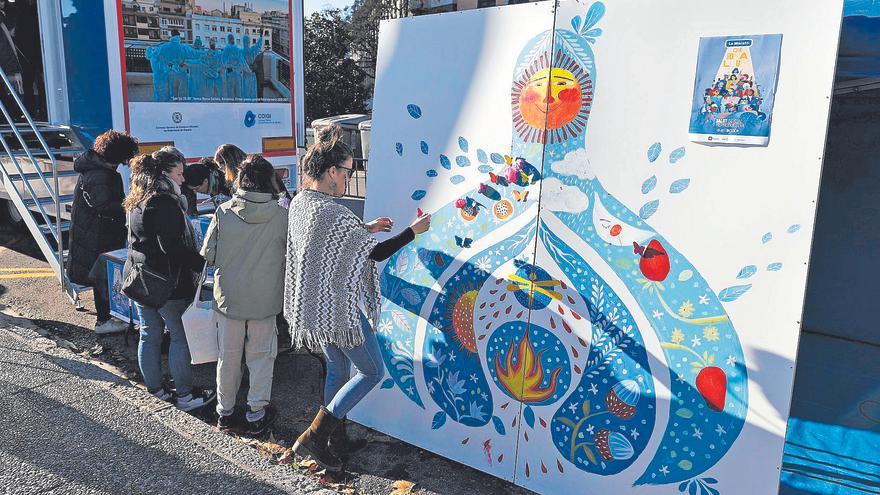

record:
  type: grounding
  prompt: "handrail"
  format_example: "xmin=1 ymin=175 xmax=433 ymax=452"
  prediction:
xmin=0 ymin=66 xmax=68 ymax=292
xmin=0 ymin=68 xmax=62 ymax=241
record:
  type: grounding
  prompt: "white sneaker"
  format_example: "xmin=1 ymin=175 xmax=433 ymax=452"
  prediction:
xmin=94 ymin=319 xmax=128 ymax=334
xmin=176 ymin=387 xmax=216 ymax=412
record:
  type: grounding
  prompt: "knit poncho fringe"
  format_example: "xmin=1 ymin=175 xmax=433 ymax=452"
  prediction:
xmin=283 ymin=190 xmax=379 ymax=350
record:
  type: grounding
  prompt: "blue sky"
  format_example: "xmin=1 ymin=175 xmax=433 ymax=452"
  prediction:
xmin=845 ymin=0 xmax=880 ymax=16
xmin=304 ymin=0 xmax=354 ymax=15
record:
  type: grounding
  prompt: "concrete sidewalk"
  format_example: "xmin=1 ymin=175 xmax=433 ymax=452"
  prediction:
xmin=0 ymin=316 xmax=324 ymax=495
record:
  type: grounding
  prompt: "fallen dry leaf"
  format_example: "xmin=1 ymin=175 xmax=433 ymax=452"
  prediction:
xmin=390 ymin=480 xmax=416 ymax=495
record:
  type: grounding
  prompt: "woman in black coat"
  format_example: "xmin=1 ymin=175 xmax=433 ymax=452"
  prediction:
xmin=124 ymin=153 xmax=215 ymax=411
xmin=67 ymin=130 xmax=138 ymax=334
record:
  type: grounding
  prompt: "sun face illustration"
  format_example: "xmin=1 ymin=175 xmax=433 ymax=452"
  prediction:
xmin=512 ymin=51 xmax=594 ymax=144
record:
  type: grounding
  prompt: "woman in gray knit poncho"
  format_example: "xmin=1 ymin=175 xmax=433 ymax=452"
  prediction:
xmin=284 ymin=126 xmax=431 ymax=471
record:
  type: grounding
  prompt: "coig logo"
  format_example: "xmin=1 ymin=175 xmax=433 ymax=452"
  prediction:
xmin=244 ymin=110 xmax=257 ymax=128
xmin=172 ymin=112 xmax=183 ymax=124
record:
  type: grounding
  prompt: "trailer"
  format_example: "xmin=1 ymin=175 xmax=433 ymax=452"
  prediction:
xmin=0 ymin=0 xmax=306 ymax=303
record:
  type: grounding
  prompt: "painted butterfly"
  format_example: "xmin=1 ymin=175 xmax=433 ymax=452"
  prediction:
xmin=513 ymin=190 xmax=529 ymax=202
xmin=455 ymin=235 xmax=474 ymax=248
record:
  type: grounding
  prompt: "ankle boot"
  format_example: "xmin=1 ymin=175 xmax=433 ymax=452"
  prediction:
xmin=328 ymin=418 xmax=368 ymax=457
xmin=292 ymin=406 xmax=342 ymax=472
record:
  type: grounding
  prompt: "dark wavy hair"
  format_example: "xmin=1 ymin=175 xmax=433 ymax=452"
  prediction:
xmin=123 ymin=154 xmax=178 ymax=211
xmin=235 ymin=154 xmax=277 ymax=194
xmin=301 ymin=125 xmax=352 ymax=181
xmin=152 ymin=146 xmax=185 ymax=167
xmin=92 ymin=130 xmax=139 ymax=165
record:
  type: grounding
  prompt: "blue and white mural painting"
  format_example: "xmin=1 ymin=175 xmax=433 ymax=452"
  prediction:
xmin=354 ymin=1 xmax=842 ymax=493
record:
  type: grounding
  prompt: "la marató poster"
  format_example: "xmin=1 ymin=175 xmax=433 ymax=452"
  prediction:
xmin=688 ymin=34 xmax=782 ymax=146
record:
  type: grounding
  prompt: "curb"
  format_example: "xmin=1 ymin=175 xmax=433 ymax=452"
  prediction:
xmin=0 ymin=310 xmax=330 ymax=494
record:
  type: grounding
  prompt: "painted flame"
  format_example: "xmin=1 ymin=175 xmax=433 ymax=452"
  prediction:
xmin=494 ymin=332 xmax=561 ymax=403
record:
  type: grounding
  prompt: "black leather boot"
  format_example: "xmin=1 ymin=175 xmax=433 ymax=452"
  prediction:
xmin=328 ymin=418 xmax=368 ymax=457
xmin=292 ymin=406 xmax=342 ymax=472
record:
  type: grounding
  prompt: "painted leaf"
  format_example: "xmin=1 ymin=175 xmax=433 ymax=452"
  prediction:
xmin=478 ymin=164 xmax=493 ymax=173
xmin=641 ymin=175 xmax=657 ymax=194
xmin=380 ymin=378 xmax=395 ymax=389
xmin=492 ymin=415 xmax=506 ymax=435
xmin=391 ymin=310 xmax=412 ymax=331
xmin=458 ymin=136 xmax=468 ymax=153
xmin=767 ymin=262 xmax=783 ymax=271
xmin=395 ymin=253 xmax=410 ymax=275
xmin=679 ymin=481 xmax=690 ymax=492
xmin=670 ymin=178 xmax=690 ymax=194
xmin=647 ymin=142 xmax=662 ymax=162
xmin=583 ymin=28 xmax=603 ymax=38
xmin=400 ymin=288 xmax=421 ymax=305
xmin=736 ymin=265 xmax=757 ymax=279
xmin=490 ymin=153 xmax=505 ymax=164
xmin=523 ymin=406 xmax=535 ymax=428
xmin=476 ymin=149 xmax=488 ymax=163
xmin=439 ymin=155 xmax=452 ymax=170
xmin=395 ymin=143 xmax=404 ymax=156
xmin=431 ymin=411 xmax=447 ymax=430
xmin=456 ymin=156 xmax=471 ymax=168
xmin=582 ymin=1 xmax=605 ymax=32
xmin=406 ymin=104 xmax=422 ymax=119
xmin=762 ymin=232 xmax=773 ymax=244
xmin=678 ymin=269 xmax=693 ymax=282
xmin=718 ymin=284 xmax=752 ymax=302
xmin=787 ymin=224 xmax=801 ymax=234
xmin=639 ymin=200 xmax=660 ymax=220
xmin=411 ymin=190 xmax=426 ymax=200
xmin=450 ymin=175 xmax=466 ymax=185
xmin=420 ymin=141 xmax=429 ymax=155
xmin=571 ymin=15 xmax=582 ymax=32
xmin=669 ymin=146 xmax=686 ymax=164
xmin=426 ymin=169 xmax=438 ymax=177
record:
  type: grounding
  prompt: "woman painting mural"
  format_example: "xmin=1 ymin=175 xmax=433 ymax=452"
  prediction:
xmin=283 ymin=125 xmax=431 ymax=471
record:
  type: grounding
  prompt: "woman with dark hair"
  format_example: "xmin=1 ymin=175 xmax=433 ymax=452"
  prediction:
xmin=182 ymin=157 xmax=229 ymax=216
xmin=284 ymin=125 xmax=431 ymax=471
xmin=124 ymin=153 xmax=215 ymax=411
xmin=67 ymin=130 xmax=139 ymax=334
xmin=202 ymin=154 xmax=288 ymax=436
xmin=214 ymin=142 xmax=290 ymax=204
xmin=213 ymin=143 xmax=246 ymax=186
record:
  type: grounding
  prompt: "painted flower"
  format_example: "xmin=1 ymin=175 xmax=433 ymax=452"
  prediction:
xmin=475 ymin=256 xmax=493 ymax=274
xmin=446 ymin=371 xmax=467 ymax=395
xmin=671 ymin=328 xmax=685 ymax=344
xmin=678 ymin=300 xmax=695 ymax=318
xmin=468 ymin=401 xmax=487 ymax=422
xmin=703 ymin=326 xmax=720 ymax=341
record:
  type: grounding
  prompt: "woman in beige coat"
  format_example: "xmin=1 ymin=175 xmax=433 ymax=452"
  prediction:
xmin=201 ymin=155 xmax=288 ymax=436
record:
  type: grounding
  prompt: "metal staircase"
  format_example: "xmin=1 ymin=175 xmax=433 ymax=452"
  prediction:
xmin=0 ymin=67 xmax=85 ymax=304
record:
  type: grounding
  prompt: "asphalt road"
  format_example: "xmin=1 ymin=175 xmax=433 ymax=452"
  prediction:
xmin=0 ymin=220 xmax=531 ymax=495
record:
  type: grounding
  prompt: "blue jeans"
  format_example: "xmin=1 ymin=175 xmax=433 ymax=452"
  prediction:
xmin=321 ymin=314 xmax=384 ymax=419
xmin=136 ymin=299 xmax=193 ymax=397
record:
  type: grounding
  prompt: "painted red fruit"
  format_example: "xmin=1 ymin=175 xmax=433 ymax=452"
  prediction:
xmin=639 ymin=239 xmax=670 ymax=282
xmin=696 ymin=366 xmax=727 ymax=412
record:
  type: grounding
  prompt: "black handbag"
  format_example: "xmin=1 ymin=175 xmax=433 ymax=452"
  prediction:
xmin=121 ymin=211 xmax=179 ymax=309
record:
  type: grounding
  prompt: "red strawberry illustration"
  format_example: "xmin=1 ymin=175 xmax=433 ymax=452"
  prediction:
xmin=634 ymin=239 xmax=670 ymax=282
xmin=696 ymin=366 xmax=727 ymax=412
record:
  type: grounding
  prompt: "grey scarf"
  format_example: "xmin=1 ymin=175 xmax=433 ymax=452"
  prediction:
xmin=283 ymin=189 xmax=379 ymax=350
